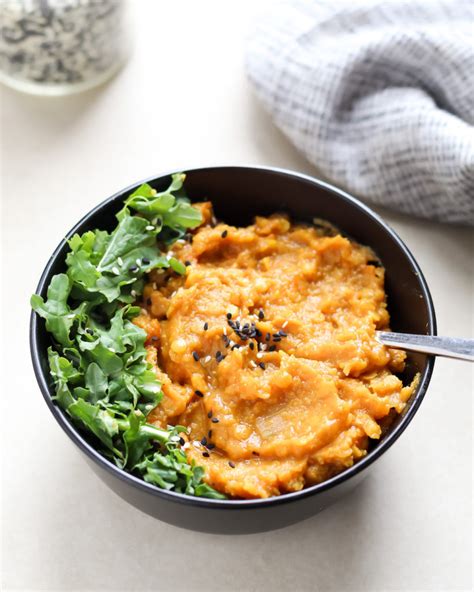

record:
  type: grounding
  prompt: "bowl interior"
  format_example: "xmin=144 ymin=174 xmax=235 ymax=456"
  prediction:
xmin=32 ymin=166 xmax=435 ymax=501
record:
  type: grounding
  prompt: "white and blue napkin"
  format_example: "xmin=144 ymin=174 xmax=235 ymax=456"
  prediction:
xmin=246 ymin=0 xmax=474 ymax=225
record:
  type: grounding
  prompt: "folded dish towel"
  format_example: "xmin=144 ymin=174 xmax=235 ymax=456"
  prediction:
xmin=246 ymin=0 xmax=474 ymax=225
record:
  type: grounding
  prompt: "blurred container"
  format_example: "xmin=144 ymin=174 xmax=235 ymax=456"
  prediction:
xmin=0 ymin=0 xmax=129 ymax=95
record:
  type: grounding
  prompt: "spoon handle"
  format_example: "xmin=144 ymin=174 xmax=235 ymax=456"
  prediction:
xmin=376 ymin=332 xmax=474 ymax=362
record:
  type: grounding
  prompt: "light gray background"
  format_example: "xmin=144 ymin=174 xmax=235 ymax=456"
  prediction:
xmin=1 ymin=2 xmax=472 ymax=591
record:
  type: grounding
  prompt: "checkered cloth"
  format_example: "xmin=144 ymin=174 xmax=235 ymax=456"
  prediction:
xmin=245 ymin=0 xmax=474 ymax=225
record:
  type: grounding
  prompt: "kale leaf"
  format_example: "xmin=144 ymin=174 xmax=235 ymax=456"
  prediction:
xmin=31 ymin=174 xmax=225 ymax=499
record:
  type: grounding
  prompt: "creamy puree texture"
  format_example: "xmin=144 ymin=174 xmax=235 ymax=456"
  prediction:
xmin=134 ymin=204 xmax=417 ymax=499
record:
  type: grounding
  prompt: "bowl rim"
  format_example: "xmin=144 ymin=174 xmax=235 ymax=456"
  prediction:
xmin=30 ymin=165 xmax=436 ymax=509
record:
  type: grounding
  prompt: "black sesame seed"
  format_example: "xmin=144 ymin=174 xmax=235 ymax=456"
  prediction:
xmin=208 ymin=411 xmax=213 ymax=418
xmin=273 ymin=335 xmax=282 ymax=342
xmin=215 ymin=350 xmax=222 ymax=360
xmin=142 ymin=257 xmax=150 ymax=265
xmin=265 ymin=333 xmax=271 ymax=341
xmin=221 ymin=230 xmax=228 ymax=238
xmin=258 ymin=309 xmax=264 ymax=320
xmin=151 ymin=336 xmax=159 ymax=342
xmin=203 ymin=322 xmax=209 ymax=331
xmin=278 ymin=330 xmax=287 ymax=337
xmin=129 ymin=265 xmax=139 ymax=272
xmin=268 ymin=345 xmax=277 ymax=352
xmin=202 ymin=451 xmax=210 ymax=458
xmin=207 ymin=443 xmax=215 ymax=450
xmin=195 ymin=390 xmax=204 ymax=398
xmin=226 ymin=312 xmax=232 ymax=320
xmin=192 ymin=351 xmax=200 ymax=362
xmin=259 ymin=362 xmax=266 ymax=370
xmin=255 ymin=329 xmax=262 ymax=338
xmin=184 ymin=260 xmax=191 ymax=266
xmin=201 ymin=437 xmax=208 ymax=446
xmin=208 ymin=429 xmax=213 ymax=438
xmin=211 ymin=417 xmax=219 ymax=423
xmin=249 ymin=342 xmax=255 ymax=350
xmin=228 ymin=461 xmax=235 ymax=468
xmin=231 ymin=344 xmax=241 ymax=350
xmin=252 ymin=451 xmax=259 ymax=456
xmin=146 ymin=297 xmax=152 ymax=306
xmin=179 ymin=437 xmax=186 ymax=446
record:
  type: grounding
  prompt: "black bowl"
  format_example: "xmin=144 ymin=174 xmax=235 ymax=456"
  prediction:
xmin=30 ymin=166 xmax=436 ymax=534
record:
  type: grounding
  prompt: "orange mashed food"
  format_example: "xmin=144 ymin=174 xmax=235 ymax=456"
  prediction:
xmin=134 ymin=204 xmax=417 ymax=499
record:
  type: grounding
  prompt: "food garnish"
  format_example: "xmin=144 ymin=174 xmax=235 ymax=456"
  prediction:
xmin=31 ymin=174 xmax=226 ymax=499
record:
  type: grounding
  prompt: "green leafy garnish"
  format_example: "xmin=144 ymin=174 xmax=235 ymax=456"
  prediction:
xmin=31 ymin=174 xmax=225 ymax=500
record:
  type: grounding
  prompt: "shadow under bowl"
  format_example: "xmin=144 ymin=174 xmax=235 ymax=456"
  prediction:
xmin=30 ymin=166 xmax=436 ymax=534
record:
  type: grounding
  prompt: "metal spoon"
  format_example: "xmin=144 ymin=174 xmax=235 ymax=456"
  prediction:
xmin=376 ymin=332 xmax=474 ymax=362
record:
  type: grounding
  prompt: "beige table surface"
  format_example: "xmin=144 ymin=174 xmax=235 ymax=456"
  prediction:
xmin=1 ymin=2 xmax=472 ymax=591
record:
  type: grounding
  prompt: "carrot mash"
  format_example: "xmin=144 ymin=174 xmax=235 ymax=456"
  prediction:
xmin=134 ymin=204 xmax=417 ymax=499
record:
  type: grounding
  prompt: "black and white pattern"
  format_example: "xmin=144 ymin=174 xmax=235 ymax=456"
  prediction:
xmin=246 ymin=0 xmax=474 ymax=225
xmin=0 ymin=0 xmax=126 ymax=87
